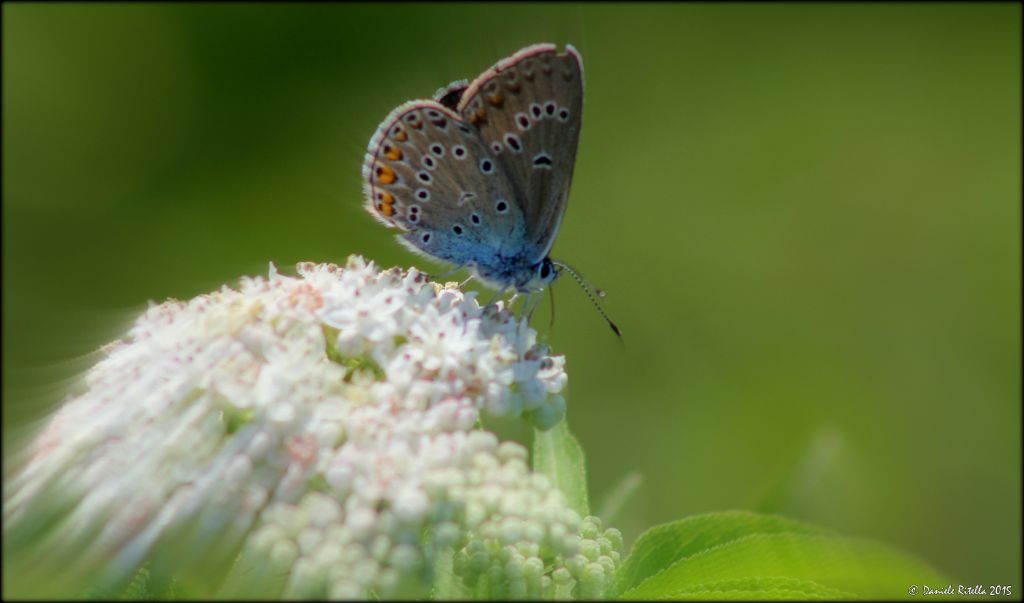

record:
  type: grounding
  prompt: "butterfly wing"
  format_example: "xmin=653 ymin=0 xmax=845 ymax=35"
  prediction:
xmin=363 ymin=100 xmax=527 ymax=271
xmin=434 ymin=80 xmax=469 ymax=111
xmin=457 ymin=44 xmax=584 ymax=264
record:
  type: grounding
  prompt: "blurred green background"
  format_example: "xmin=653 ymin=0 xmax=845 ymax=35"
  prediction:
xmin=3 ymin=2 xmax=1020 ymax=590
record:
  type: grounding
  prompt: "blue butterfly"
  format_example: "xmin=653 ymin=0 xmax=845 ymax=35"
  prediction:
xmin=363 ymin=44 xmax=617 ymax=334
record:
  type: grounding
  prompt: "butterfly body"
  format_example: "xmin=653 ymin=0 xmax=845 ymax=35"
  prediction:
xmin=362 ymin=44 xmax=583 ymax=297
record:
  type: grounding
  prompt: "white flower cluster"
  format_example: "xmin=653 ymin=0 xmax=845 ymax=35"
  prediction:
xmin=3 ymin=256 xmax=620 ymax=599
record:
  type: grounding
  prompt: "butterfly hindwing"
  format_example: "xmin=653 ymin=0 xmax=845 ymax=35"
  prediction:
xmin=457 ymin=44 xmax=584 ymax=263
xmin=362 ymin=100 xmax=526 ymax=267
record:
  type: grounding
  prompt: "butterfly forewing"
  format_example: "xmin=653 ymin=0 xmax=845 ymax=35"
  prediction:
xmin=362 ymin=100 xmax=525 ymax=267
xmin=457 ymin=44 xmax=584 ymax=263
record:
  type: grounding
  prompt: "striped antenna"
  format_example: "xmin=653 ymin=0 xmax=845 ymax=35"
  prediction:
xmin=553 ymin=260 xmax=621 ymax=338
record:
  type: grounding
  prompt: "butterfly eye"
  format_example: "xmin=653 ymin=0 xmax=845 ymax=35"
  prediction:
xmin=540 ymin=262 xmax=551 ymax=279
xmin=495 ymin=200 xmax=508 ymax=213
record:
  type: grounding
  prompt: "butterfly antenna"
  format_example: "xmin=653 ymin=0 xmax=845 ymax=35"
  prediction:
xmin=553 ymin=260 xmax=622 ymax=339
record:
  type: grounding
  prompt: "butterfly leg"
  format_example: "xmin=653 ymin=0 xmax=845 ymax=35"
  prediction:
xmin=518 ymin=290 xmax=534 ymax=324
xmin=526 ymin=289 xmax=545 ymax=323
xmin=426 ymin=264 xmax=466 ymax=283
xmin=516 ymin=290 xmax=536 ymax=342
xmin=484 ymin=286 xmax=511 ymax=308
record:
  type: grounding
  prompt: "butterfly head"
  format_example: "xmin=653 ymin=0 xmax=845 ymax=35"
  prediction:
xmin=491 ymin=254 xmax=557 ymax=292
xmin=534 ymin=257 xmax=559 ymax=289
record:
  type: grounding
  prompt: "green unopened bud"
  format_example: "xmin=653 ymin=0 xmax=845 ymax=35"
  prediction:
xmin=505 ymin=555 xmax=525 ymax=579
xmin=580 ymin=516 xmax=602 ymax=539
xmin=579 ymin=539 xmax=601 ymax=561
xmin=509 ymin=578 xmax=528 ymax=599
xmin=497 ymin=441 xmax=528 ymax=463
xmin=523 ymin=556 xmax=544 ymax=591
xmin=565 ymin=554 xmax=587 ymax=579
xmin=602 ymin=527 xmax=623 ymax=551
xmin=270 ymin=540 xmax=299 ymax=571
xmin=553 ymin=566 xmax=573 ymax=584
xmin=469 ymin=551 xmax=490 ymax=575
xmin=328 ymin=579 xmax=364 ymax=600
xmin=516 ymin=541 xmax=540 ymax=559
xmin=561 ymin=533 xmax=582 ymax=557
xmin=579 ymin=562 xmax=606 ymax=599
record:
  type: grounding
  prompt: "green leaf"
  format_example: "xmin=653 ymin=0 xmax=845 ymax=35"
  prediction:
xmin=614 ymin=511 xmax=947 ymax=601
xmin=612 ymin=511 xmax=823 ymax=597
xmin=533 ymin=420 xmax=590 ymax=517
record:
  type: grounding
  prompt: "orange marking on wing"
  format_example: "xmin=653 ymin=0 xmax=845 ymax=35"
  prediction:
xmin=377 ymin=190 xmax=396 ymax=217
xmin=393 ymin=128 xmax=408 ymax=142
xmin=384 ymin=145 xmax=403 ymax=161
xmin=487 ymin=93 xmax=504 ymax=107
xmin=376 ymin=165 xmax=396 ymax=185
xmin=469 ymin=107 xmax=487 ymax=125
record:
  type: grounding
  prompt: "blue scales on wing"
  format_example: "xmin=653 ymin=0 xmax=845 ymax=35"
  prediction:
xmin=362 ymin=100 xmax=528 ymax=275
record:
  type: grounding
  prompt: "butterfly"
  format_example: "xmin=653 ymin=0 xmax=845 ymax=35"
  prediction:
xmin=362 ymin=43 xmax=590 ymax=324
